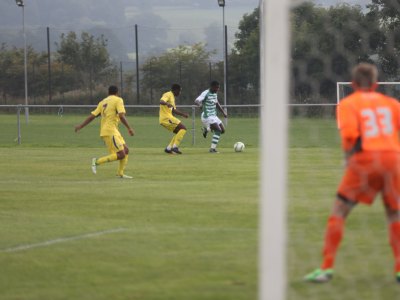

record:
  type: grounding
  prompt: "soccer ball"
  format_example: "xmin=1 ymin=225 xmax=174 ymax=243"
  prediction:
xmin=234 ymin=142 xmax=245 ymax=152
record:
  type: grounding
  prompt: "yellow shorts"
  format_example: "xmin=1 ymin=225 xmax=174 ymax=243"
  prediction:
xmin=101 ymin=134 xmax=126 ymax=154
xmin=160 ymin=117 xmax=181 ymax=132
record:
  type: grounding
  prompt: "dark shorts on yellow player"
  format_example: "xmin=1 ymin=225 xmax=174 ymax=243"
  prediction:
xmin=102 ymin=134 xmax=126 ymax=154
xmin=160 ymin=116 xmax=181 ymax=132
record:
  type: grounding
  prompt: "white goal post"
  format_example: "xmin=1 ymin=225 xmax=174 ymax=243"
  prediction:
xmin=259 ymin=0 xmax=290 ymax=300
xmin=260 ymin=0 xmax=400 ymax=298
xmin=337 ymin=82 xmax=400 ymax=128
xmin=337 ymin=82 xmax=400 ymax=104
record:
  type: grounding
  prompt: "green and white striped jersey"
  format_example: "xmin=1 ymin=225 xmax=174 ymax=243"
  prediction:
xmin=195 ymin=89 xmax=218 ymax=118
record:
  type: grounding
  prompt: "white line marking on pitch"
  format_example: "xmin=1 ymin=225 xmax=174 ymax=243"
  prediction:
xmin=1 ymin=228 xmax=127 ymax=253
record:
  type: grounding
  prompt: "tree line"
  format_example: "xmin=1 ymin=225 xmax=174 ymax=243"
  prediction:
xmin=1 ymin=1 xmax=400 ymax=106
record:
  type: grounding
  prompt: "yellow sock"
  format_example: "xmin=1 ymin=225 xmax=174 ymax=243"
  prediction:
xmin=168 ymin=135 xmax=177 ymax=149
xmin=97 ymin=153 xmax=118 ymax=165
xmin=118 ymin=155 xmax=128 ymax=176
xmin=173 ymin=129 xmax=186 ymax=147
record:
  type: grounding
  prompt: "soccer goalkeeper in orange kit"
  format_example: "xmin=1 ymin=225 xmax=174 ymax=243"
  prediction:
xmin=305 ymin=63 xmax=400 ymax=283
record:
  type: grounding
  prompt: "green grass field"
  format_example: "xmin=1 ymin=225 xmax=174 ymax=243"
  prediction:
xmin=0 ymin=113 xmax=399 ymax=300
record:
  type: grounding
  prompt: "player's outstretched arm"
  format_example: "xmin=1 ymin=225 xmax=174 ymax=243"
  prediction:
xmin=160 ymin=100 xmax=172 ymax=108
xmin=194 ymin=99 xmax=202 ymax=108
xmin=119 ymin=113 xmax=135 ymax=136
xmin=75 ymin=114 xmax=96 ymax=132
xmin=217 ymin=102 xmax=227 ymax=118
xmin=172 ymin=108 xmax=189 ymax=118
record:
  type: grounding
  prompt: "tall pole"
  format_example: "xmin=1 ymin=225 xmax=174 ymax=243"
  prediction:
xmin=120 ymin=61 xmax=123 ymax=98
xmin=47 ymin=27 xmax=52 ymax=104
xmin=179 ymin=60 xmax=182 ymax=83
xmin=225 ymin=25 xmax=228 ymax=106
xmin=209 ymin=61 xmax=212 ymax=82
xmin=222 ymin=5 xmax=227 ymax=113
xmin=89 ymin=49 xmax=93 ymax=103
xmin=135 ymin=24 xmax=140 ymax=104
xmin=150 ymin=59 xmax=153 ymax=103
xmin=22 ymin=4 xmax=29 ymax=123
xmin=61 ymin=62 xmax=65 ymax=102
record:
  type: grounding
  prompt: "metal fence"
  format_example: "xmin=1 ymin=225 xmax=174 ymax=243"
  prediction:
xmin=0 ymin=103 xmax=340 ymax=145
xmin=0 ymin=24 xmax=242 ymax=106
xmin=0 ymin=104 xmax=267 ymax=145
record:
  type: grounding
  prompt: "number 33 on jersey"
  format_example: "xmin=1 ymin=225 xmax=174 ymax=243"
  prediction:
xmin=338 ymin=91 xmax=400 ymax=152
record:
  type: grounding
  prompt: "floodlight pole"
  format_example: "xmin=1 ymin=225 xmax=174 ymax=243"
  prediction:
xmin=16 ymin=0 xmax=29 ymax=123
xmin=218 ymin=0 xmax=227 ymax=118
xmin=222 ymin=4 xmax=227 ymax=112
xmin=119 ymin=61 xmax=124 ymax=98
xmin=135 ymin=24 xmax=140 ymax=104
xmin=22 ymin=3 xmax=29 ymax=123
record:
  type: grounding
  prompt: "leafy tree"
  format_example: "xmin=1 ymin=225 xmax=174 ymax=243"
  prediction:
xmin=229 ymin=7 xmax=260 ymax=104
xmin=56 ymin=31 xmax=113 ymax=92
xmin=0 ymin=45 xmax=46 ymax=103
xmin=368 ymin=0 xmax=400 ymax=28
xmin=0 ymin=44 xmax=16 ymax=103
xmin=291 ymin=3 xmax=384 ymax=103
xmin=0 ymin=43 xmax=91 ymax=105
xmin=141 ymin=43 xmax=217 ymax=104
xmin=368 ymin=0 xmax=400 ymax=79
xmin=228 ymin=3 xmax=386 ymax=105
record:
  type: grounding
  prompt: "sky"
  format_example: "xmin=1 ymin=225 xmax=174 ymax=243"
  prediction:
xmin=1 ymin=0 xmax=260 ymax=29
xmin=0 ymin=0 xmax=261 ymax=61
xmin=0 ymin=0 xmax=374 ymax=61
xmin=1 ymin=0 xmax=373 ymax=30
xmin=318 ymin=0 xmax=371 ymax=5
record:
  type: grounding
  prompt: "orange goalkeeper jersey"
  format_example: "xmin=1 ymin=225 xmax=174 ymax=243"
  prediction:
xmin=337 ymin=90 xmax=400 ymax=152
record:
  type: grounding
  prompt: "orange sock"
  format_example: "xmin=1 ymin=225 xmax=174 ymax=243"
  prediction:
xmin=321 ymin=215 xmax=345 ymax=270
xmin=389 ymin=221 xmax=400 ymax=273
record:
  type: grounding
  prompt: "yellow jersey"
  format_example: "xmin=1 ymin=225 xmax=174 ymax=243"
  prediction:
xmin=91 ymin=95 xmax=126 ymax=137
xmin=159 ymin=91 xmax=176 ymax=122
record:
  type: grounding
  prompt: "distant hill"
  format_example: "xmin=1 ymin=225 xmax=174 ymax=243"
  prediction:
xmin=316 ymin=0 xmax=371 ymax=6
xmin=0 ymin=0 xmax=372 ymax=63
xmin=0 ymin=0 xmax=260 ymax=63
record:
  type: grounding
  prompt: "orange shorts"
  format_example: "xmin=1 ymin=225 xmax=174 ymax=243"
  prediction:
xmin=337 ymin=151 xmax=400 ymax=210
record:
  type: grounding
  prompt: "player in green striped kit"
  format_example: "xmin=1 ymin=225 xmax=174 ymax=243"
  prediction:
xmin=195 ymin=81 xmax=228 ymax=153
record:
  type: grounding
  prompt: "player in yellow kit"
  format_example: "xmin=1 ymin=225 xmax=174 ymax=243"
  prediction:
xmin=159 ymin=84 xmax=189 ymax=154
xmin=75 ymin=85 xmax=135 ymax=178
